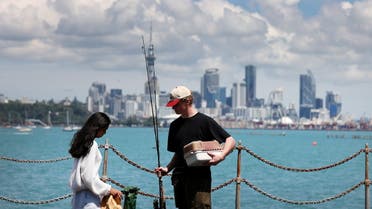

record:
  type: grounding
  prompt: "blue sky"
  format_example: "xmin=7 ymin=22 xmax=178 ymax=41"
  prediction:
xmin=230 ymin=0 xmax=358 ymax=17
xmin=0 ymin=0 xmax=371 ymax=118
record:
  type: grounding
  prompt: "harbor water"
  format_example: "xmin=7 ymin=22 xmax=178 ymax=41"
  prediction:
xmin=1 ymin=127 xmax=372 ymax=209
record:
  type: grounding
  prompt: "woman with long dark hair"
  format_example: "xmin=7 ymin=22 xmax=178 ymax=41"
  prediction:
xmin=68 ymin=112 xmax=122 ymax=209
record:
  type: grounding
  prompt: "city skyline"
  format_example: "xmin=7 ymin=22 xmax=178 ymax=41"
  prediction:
xmin=0 ymin=0 xmax=371 ymax=118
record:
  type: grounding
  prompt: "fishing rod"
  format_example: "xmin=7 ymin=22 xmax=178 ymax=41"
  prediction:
xmin=141 ymin=35 xmax=165 ymax=209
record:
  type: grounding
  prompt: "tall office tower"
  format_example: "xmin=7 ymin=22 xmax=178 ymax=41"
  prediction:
xmin=299 ymin=70 xmax=316 ymax=119
xmin=218 ymin=87 xmax=227 ymax=105
xmin=87 ymin=82 xmax=107 ymax=112
xmin=325 ymin=91 xmax=342 ymax=118
xmin=192 ymin=91 xmax=202 ymax=108
xmin=315 ymin=98 xmax=323 ymax=109
xmin=231 ymin=82 xmax=246 ymax=108
xmin=201 ymin=68 xmax=219 ymax=108
xmin=245 ymin=65 xmax=256 ymax=107
xmin=108 ymin=89 xmax=123 ymax=118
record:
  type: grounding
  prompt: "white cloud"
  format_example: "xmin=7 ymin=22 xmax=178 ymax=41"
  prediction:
xmin=342 ymin=65 xmax=372 ymax=81
xmin=2 ymin=39 xmax=77 ymax=61
xmin=0 ymin=0 xmax=59 ymax=40
xmin=341 ymin=1 xmax=353 ymax=14
xmin=0 ymin=0 xmax=372 ymax=117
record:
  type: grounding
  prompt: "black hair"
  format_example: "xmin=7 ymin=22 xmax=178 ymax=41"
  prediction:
xmin=68 ymin=112 xmax=111 ymax=158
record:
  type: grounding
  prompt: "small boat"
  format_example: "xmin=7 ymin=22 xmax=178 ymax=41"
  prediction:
xmin=72 ymin=125 xmax=81 ymax=131
xmin=62 ymin=110 xmax=74 ymax=132
xmin=18 ymin=127 xmax=32 ymax=132
xmin=62 ymin=126 xmax=73 ymax=132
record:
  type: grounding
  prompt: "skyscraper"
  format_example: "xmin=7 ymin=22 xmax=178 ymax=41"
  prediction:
xmin=245 ymin=65 xmax=256 ymax=107
xmin=108 ymin=89 xmax=123 ymax=118
xmin=87 ymin=82 xmax=107 ymax=112
xmin=201 ymin=68 xmax=219 ymax=108
xmin=299 ymin=70 xmax=316 ymax=119
xmin=326 ymin=91 xmax=342 ymax=118
xmin=231 ymin=82 xmax=246 ymax=108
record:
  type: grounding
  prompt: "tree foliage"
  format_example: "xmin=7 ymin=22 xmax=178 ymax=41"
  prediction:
xmin=0 ymin=99 xmax=89 ymax=126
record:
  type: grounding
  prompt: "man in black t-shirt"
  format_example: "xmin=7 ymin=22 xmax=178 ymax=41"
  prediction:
xmin=155 ymin=86 xmax=236 ymax=209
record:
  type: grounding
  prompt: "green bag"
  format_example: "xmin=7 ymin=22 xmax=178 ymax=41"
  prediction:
xmin=122 ymin=186 xmax=139 ymax=209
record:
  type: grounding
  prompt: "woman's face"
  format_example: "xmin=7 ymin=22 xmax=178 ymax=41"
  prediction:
xmin=96 ymin=128 xmax=107 ymax=138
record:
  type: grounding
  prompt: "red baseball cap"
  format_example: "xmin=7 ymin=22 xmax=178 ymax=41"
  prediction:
xmin=166 ymin=86 xmax=192 ymax=107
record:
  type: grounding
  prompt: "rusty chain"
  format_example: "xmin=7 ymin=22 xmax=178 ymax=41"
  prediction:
xmin=211 ymin=178 xmax=236 ymax=192
xmin=239 ymin=178 xmax=364 ymax=205
xmin=240 ymin=146 xmax=365 ymax=172
xmin=0 ymin=194 xmax=72 ymax=204
xmin=0 ymin=156 xmax=72 ymax=163
xmin=103 ymin=144 xmax=172 ymax=176
xmin=0 ymin=144 xmax=369 ymax=206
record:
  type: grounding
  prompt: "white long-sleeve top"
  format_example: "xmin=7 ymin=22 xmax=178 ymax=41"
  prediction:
xmin=69 ymin=140 xmax=111 ymax=200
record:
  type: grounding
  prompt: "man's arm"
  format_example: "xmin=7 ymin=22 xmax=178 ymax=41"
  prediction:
xmin=155 ymin=153 xmax=178 ymax=176
xmin=208 ymin=136 xmax=236 ymax=165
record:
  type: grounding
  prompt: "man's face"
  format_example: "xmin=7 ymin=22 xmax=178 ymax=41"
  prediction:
xmin=172 ymin=99 xmax=188 ymax=114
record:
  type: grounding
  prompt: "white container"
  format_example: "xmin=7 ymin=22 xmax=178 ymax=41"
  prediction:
xmin=184 ymin=150 xmax=222 ymax=166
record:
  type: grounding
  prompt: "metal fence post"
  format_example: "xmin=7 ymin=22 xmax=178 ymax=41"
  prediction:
xmin=102 ymin=138 xmax=109 ymax=182
xmin=365 ymin=143 xmax=370 ymax=209
xmin=235 ymin=142 xmax=242 ymax=209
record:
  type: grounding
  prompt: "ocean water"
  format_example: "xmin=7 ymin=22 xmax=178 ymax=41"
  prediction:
xmin=1 ymin=127 xmax=372 ymax=209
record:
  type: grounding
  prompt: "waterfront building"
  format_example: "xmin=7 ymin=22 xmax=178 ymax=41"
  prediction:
xmin=158 ymin=91 xmax=174 ymax=119
xmin=218 ymin=87 xmax=227 ymax=105
xmin=108 ymin=89 xmax=123 ymax=119
xmin=310 ymin=108 xmax=330 ymax=123
xmin=245 ymin=65 xmax=256 ymax=107
xmin=254 ymin=98 xmax=265 ymax=107
xmin=268 ymin=88 xmax=283 ymax=105
xmin=315 ymin=98 xmax=323 ymax=109
xmin=299 ymin=70 xmax=316 ymax=119
xmin=233 ymin=107 xmax=249 ymax=120
xmin=268 ymin=88 xmax=285 ymax=120
xmin=158 ymin=91 xmax=168 ymax=107
xmin=87 ymin=82 xmax=107 ymax=112
xmin=326 ymin=91 xmax=342 ymax=118
xmin=198 ymin=102 xmax=222 ymax=118
xmin=299 ymin=104 xmax=313 ymax=120
xmin=287 ymin=103 xmax=298 ymax=122
xmin=248 ymin=107 xmax=269 ymax=121
xmin=124 ymin=100 xmax=138 ymax=119
xmin=0 ymin=93 xmax=8 ymax=104
xmin=201 ymin=68 xmax=220 ymax=108
xmin=231 ymin=82 xmax=246 ymax=108
xmin=192 ymin=91 xmax=202 ymax=109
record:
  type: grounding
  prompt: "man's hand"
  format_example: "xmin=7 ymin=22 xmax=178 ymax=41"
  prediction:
xmin=207 ymin=151 xmax=225 ymax=166
xmin=154 ymin=167 xmax=168 ymax=177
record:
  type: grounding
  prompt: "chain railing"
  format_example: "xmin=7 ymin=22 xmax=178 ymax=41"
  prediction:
xmin=241 ymin=145 xmax=364 ymax=172
xmin=0 ymin=156 xmax=72 ymax=163
xmin=0 ymin=140 xmax=370 ymax=209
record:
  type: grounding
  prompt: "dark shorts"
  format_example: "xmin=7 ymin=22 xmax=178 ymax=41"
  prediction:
xmin=171 ymin=171 xmax=211 ymax=209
